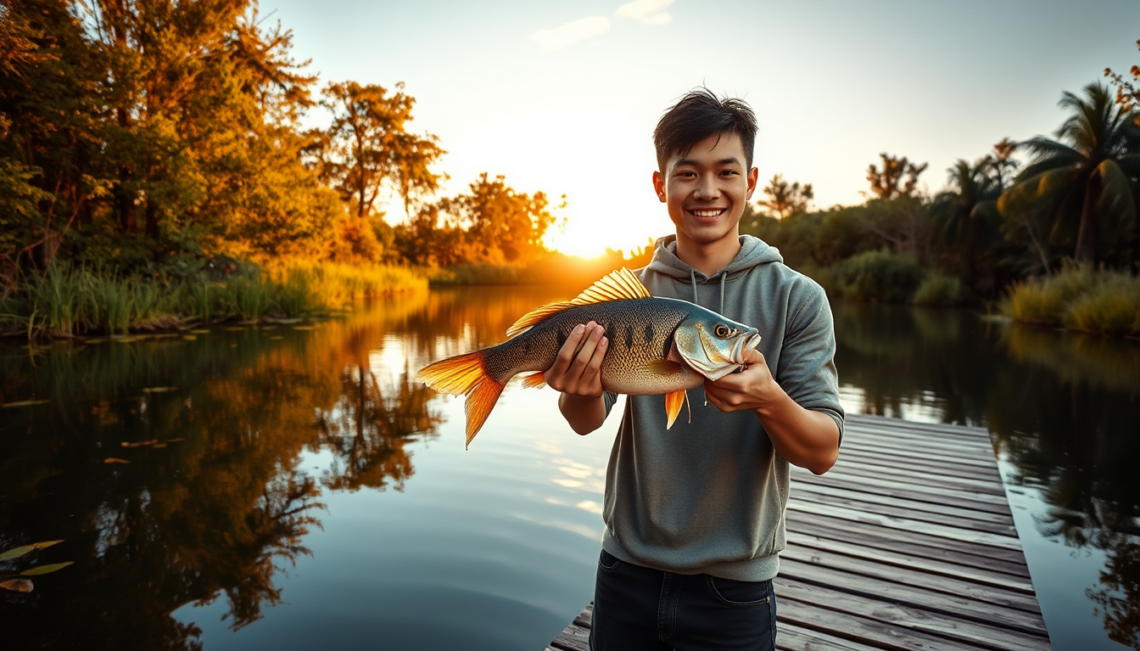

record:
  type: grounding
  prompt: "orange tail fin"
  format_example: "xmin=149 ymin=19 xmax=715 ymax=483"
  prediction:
xmin=417 ymin=352 xmax=504 ymax=448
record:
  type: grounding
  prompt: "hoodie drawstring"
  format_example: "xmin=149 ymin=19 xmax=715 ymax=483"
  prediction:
xmin=719 ymin=273 xmax=726 ymax=315
xmin=689 ymin=269 xmax=728 ymax=315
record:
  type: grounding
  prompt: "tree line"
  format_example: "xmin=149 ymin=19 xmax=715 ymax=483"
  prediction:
xmin=745 ymin=45 xmax=1140 ymax=303
xmin=0 ymin=0 xmax=559 ymax=290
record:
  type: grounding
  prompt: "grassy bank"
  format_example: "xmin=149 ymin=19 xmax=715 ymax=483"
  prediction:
xmin=1002 ymin=266 xmax=1140 ymax=337
xmin=0 ymin=263 xmax=427 ymax=339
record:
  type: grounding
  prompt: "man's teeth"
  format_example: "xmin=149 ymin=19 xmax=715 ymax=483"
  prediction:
xmin=691 ymin=209 xmax=723 ymax=217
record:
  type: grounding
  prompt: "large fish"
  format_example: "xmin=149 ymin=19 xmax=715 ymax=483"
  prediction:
xmin=417 ymin=268 xmax=761 ymax=447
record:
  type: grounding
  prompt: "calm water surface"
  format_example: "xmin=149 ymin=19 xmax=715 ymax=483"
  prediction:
xmin=1 ymin=287 xmax=1137 ymax=650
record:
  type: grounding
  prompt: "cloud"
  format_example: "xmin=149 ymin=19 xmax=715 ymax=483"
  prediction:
xmin=614 ymin=0 xmax=673 ymax=25
xmin=532 ymin=16 xmax=611 ymax=51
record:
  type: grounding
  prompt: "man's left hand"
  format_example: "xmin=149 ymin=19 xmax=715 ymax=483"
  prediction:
xmin=703 ymin=349 xmax=781 ymax=413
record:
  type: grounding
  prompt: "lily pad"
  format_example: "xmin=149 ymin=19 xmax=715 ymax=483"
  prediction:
xmin=142 ymin=387 xmax=178 ymax=393
xmin=181 ymin=335 xmax=198 ymax=341
xmin=0 ymin=578 xmax=33 ymax=592
xmin=292 ymin=326 xmax=315 ymax=331
xmin=0 ymin=540 xmax=63 ymax=561
xmin=21 ymin=562 xmax=74 ymax=576
xmin=190 ymin=329 xmax=210 ymax=334
xmin=1 ymin=400 xmax=49 ymax=408
xmin=103 ymin=458 xmax=129 ymax=464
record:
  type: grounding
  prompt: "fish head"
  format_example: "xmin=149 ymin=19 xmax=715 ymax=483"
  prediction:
xmin=673 ymin=311 xmax=761 ymax=382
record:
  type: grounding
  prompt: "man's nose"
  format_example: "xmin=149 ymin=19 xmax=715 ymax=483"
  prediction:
xmin=694 ymin=174 xmax=720 ymax=199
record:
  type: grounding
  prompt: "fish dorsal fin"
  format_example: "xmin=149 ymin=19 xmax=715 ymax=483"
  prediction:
xmin=569 ymin=267 xmax=651 ymax=305
xmin=505 ymin=268 xmax=650 ymax=338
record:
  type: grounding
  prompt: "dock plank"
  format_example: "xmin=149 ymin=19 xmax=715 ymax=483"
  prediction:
xmin=545 ymin=414 xmax=1051 ymax=651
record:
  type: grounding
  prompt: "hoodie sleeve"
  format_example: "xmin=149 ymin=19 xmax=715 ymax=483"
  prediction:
xmin=777 ymin=282 xmax=845 ymax=443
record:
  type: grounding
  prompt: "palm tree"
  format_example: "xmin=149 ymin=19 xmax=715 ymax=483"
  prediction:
xmin=998 ymin=82 xmax=1140 ymax=265
xmin=933 ymin=159 xmax=1001 ymax=285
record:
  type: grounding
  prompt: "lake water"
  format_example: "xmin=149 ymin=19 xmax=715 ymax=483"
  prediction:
xmin=1 ymin=286 xmax=1138 ymax=651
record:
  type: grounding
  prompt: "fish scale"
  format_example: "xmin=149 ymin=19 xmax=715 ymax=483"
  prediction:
xmin=417 ymin=269 xmax=761 ymax=447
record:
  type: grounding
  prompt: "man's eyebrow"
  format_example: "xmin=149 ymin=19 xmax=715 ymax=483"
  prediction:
xmin=673 ymin=157 xmax=743 ymax=169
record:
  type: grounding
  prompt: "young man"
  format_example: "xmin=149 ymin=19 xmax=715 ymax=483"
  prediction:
xmin=544 ymin=89 xmax=843 ymax=651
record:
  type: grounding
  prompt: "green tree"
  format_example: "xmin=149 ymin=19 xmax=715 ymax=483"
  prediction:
xmin=932 ymin=158 xmax=1001 ymax=287
xmin=998 ymin=82 xmax=1140 ymax=265
xmin=755 ymin=173 xmax=813 ymax=219
xmin=865 ymin=153 xmax=928 ymax=200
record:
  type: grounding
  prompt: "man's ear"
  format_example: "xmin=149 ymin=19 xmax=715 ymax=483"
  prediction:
xmin=652 ymin=170 xmax=666 ymax=203
xmin=745 ymin=167 xmax=759 ymax=201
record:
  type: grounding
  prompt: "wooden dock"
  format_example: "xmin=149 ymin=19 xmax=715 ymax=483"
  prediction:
xmin=545 ymin=413 xmax=1052 ymax=651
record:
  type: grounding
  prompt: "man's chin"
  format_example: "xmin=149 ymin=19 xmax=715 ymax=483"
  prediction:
xmin=678 ymin=220 xmax=738 ymax=246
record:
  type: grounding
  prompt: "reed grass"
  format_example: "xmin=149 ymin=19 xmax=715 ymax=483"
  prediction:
xmin=912 ymin=273 xmax=967 ymax=306
xmin=1002 ymin=266 xmax=1140 ymax=336
xmin=0 ymin=261 xmax=427 ymax=339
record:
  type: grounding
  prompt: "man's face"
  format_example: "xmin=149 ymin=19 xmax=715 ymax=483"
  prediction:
xmin=653 ymin=131 xmax=759 ymax=250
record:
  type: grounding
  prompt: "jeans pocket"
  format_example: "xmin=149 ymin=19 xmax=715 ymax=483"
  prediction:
xmin=705 ymin=575 xmax=771 ymax=606
xmin=599 ymin=550 xmax=624 ymax=572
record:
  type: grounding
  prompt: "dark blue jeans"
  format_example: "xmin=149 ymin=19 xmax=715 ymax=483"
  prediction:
xmin=590 ymin=550 xmax=777 ymax=651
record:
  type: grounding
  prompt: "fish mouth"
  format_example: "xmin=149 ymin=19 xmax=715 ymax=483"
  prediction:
xmin=731 ymin=331 xmax=762 ymax=366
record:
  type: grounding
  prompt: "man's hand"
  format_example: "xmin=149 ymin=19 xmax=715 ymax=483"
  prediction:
xmin=547 ymin=321 xmax=608 ymax=397
xmin=704 ymin=348 xmax=839 ymax=475
xmin=703 ymin=349 xmax=778 ymax=412
xmin=550 ymin=322 xmax=609 ymax=434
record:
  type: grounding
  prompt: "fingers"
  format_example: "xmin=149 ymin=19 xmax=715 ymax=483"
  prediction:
xmin=547 ymin=322 xmax=607 ymax=396
xmin=547 ymin=323 xmax=589 ymax=388
xmin=740 ymin=349 xmax=765 ymax=365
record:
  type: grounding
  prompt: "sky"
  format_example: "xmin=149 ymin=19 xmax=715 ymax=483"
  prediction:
xmin=261 ymin=0 xmax=1140 ymax=256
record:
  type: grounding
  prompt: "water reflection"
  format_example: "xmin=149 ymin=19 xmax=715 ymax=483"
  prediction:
xmin=1 ymin=292 xmax=1136 ymax=649
xmin=833 ymin=302 xmax=1140 ymax=649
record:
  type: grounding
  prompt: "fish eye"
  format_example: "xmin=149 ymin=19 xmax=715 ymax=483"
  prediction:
xmin=714 ymin=324 xmax=730 ymax=338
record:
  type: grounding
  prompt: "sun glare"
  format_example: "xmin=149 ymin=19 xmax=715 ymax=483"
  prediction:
xmin=442 ymin=108 xmax=669 ymax=259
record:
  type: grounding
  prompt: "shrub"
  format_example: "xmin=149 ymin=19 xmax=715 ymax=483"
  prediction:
xmin=834 ymin=250 xmax=922 ymax=303
xmin=1002 ymin=266 xmax=1140 ymax=336
xmin=913 ymin=273 xmax=966 ymax=306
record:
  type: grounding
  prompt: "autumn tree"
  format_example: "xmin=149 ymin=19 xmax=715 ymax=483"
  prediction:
xmin=438 ymin=173 xmax=562 ymax=264
xmin=308 ymin=81 xmax=444 ymax=219
xmin=866 ymin=153 xmax=928 ymax=200
xmin=755 ymin=173 xmax=813 ymax=219
xmin=1105 ymin=39 xmax=1140 ymax=126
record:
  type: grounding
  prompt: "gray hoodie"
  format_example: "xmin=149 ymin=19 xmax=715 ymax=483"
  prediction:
xmin=599 ymin=234 xmax=843 ymax=582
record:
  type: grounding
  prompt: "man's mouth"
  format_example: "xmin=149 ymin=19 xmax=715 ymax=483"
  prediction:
xmin=687 ymin=207 xmax=727 ymax=222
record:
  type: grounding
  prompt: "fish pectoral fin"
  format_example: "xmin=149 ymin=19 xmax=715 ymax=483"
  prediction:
xmin=664 ymin=389 xmax=688 ymax=430
xmin=645 ymin=359 xmax=683 ymax=376
xmin=521 ymin=372 xmax=547 ymax=389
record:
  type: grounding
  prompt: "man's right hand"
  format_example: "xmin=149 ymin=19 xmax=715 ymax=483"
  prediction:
xmin=549 ymin=322 xmax=610 ymax=434
xmin=546 ymin=321 xmax=608 ymax=397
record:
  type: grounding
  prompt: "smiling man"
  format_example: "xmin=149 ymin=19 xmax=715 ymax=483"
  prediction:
xmin=544 ymin=89 xmax=843 ymax=650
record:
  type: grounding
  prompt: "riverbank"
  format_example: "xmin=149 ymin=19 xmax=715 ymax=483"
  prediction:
xmin=1001 ymin=266 xmax=1140 ymax=337
xmin=0 ymin=262 xmax=427 ymax=339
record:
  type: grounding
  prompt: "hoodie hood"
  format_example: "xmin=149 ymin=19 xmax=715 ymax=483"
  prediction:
xmin=644 ymin=235 xmax=783 ymax=314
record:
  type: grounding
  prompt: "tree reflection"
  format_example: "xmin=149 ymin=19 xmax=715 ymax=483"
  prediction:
xmin=0 ymin=290 xmax=465 ymax=649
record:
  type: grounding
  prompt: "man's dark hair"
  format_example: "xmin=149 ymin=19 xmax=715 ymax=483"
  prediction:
xmin=653 ymin=89 xmax=758 ymax=173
